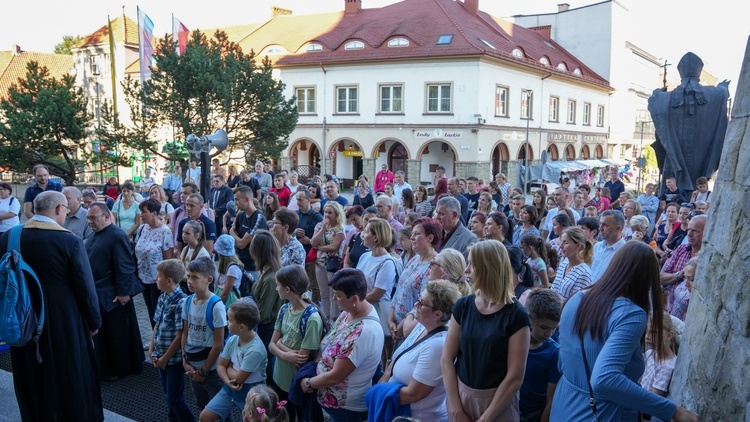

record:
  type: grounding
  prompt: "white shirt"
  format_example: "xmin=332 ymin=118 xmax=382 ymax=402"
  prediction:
xmin=393 ymin=181 xmax=412 ymax=203
xmin=0 ymin=196 xmax=21 ymax=232
xmin=590 ymin=237 xmax=626 ymax=283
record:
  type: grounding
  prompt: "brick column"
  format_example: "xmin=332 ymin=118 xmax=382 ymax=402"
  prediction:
xmin=407 ymin=159 xmax=421 ymax=185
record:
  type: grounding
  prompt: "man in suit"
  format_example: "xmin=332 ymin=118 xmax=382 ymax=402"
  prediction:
xmin=209 ymin=174 xmax=234 ymax=234
xmin=254 ymin=161 xmax=273 ymax=195
xmin=434 ymin=195 xmax=477 ymax=260
xmin=1 ymin=191 xmax=103 ymax=421
xmin=85 ymin=202 xmax=145 ymax=382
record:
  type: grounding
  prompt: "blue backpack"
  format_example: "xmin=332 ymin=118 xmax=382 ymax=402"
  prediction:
xmin=278 ymin=303 xmax=328 ymax=342
xmin=184 ymin=294 xmax=223 ymax=330
xmin=0 ymin=225 xmax=45 ymax=362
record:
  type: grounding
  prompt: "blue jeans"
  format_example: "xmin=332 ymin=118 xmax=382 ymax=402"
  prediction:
xmin=324 ymin=407 xmax=368 ymax=422
xmin=158 ymin=362 xmax=195 ymax=422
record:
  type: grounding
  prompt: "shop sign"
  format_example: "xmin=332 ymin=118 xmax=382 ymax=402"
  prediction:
xmin=583 ymin=135 xmax=607 ymax=144
xmin=548 ymin=132 xmax=578 ymax=143
xmin=343 ymin=150 xmax=363 ymax=157
xmin=415 ymin=128 xmax=462 ymax=139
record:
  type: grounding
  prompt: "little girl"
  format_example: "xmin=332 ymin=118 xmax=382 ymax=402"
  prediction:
xmin=179 ymin=220 xmax=209 ymax=293
xmin=243 ymin=385 xmax=290 ymax=422
xmin=520 ymin=234 xmax=550 ymax=288
xmin=641 ymin=312 xmax=678 ymax=422
xmin=398 ymin=226 xmax=415 ymax=267
xmin=597 ymin=187 xmax=611 ymax=213
xmin=214 ymin=234 xmax=244 ymax=307
xmin=268 ymin=265 xmax=325 ymax=422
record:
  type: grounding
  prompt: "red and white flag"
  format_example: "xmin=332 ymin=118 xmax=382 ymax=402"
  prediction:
xmin=137 ymin=6 xmax=154 ymax=82
xmin=172 ymin=15 xmax=189 ymax=55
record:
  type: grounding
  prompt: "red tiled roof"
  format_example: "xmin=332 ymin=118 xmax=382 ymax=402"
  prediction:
xmin=77 ymin=15 xmax=140 ymax=48
xmin=271 ymin=0 xmax=609 ymax=88
xmin=0 ymin=50 xmax=73 ymax=99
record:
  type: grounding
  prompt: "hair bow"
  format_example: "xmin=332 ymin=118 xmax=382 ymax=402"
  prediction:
xmin=276 ymin=400 xmax=287 ymax=409
xmin=256 ymin=407 xmax=266 ymax=416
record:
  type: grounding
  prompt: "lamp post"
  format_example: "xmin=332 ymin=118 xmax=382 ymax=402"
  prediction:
xmin=637 ymin=120 xmax=652 ymax=193
xmin=523 ymin=90 xmax=532 ymax=194
xmin=92 ymin=63 xmax=103 ymax=184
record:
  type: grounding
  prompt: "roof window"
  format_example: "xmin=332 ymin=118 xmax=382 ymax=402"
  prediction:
xmin=543 ymin=40 xmax=557 ymax=50
xmin=573 ymin=68 xmax=582 ymax=76
xmin=540 ymin=57 xmax=550 ymax=66
xmin=388 ymin=38 xmax=409 ymax=47
xmin=480 ymin=39 xmax=496 ymax=49
xmin=437 ymin=34 xmax=454 ymax=45
xmin=265 ymin=45 xmax=286 ymax=55
xmin=512 ymin=48 xmax=524 ymax=58
xmin=557 ymin=62 xmax=568 ymax=71
xmin=344 ymin=40 xmax=364 ymax=50
xmin=305 ymin=44 xmax=322 ymax=52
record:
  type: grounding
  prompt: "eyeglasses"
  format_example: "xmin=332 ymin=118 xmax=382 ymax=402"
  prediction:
xmin=428 ymin=259 xmax=442 ymax=269
xmin=681 ymin=203 xmax=696 ymax=209
xmin=415 ymin=298 xmax=434 ymax=310
xmin=58 ymin=204 xmax=70 ymax=212
xmin=86 ymin=214 xmax=104 ymax=221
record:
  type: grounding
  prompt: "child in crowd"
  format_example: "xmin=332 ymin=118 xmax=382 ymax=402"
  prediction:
xmin=214 ymin=234 xmax=244 ymax=308
xmin=544 ymin=243 xmax=559 ymax=285
xmin=520 ymin=289 xmax=564 ymax=422
xmin=269 ymin=265 xmax=324 ymax=420
xmin=200 ymin=300 xmax=267 ymax=422
xmin=242 ymin=385 xmax=290 ymax=422
xmin=150 ymin=259 xmax=194 ymax=422
xmin=597 ymin=187 xmax=611 ymax=213
xmin=180 ymin=220 xmax=210 ymax=267
xmin=520 ymin=234 xmax=550 ymax=288
xmin=641 ymin=312 xmax=679 ymax=422
xmin=584 ymin=205 xmax=598 ymax=219
xmin=181 ymin=257 xmax=228 ymax=412
xmin=398 ymin=226 xmax=415 ymax=267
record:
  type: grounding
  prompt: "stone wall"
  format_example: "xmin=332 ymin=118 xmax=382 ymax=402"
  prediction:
xmin=669 ymin=38 xmax=750 ymax=421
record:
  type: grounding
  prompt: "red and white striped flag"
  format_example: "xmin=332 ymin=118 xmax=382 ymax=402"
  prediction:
xmin=172 ymin=14 xmax=189 ymax=55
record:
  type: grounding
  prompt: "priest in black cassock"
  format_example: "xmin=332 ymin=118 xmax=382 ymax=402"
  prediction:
xmin=85 ymin=202 xmax=145 ymax=381
xmin=0 ymin=191 xmax=103 ymax=421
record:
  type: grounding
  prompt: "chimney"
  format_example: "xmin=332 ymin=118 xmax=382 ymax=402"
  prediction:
xmin=461 ymin=0 xmax=479 ymax=16
xmin=11 ymin=44 xmax=21 ymax=55
xmin=272 ymin=7 xmax=292 ymax=18
xmin=557 ymin=3 xmax=570 ymax=12
xmin=345 ymin=0 xmax=361 ymax=16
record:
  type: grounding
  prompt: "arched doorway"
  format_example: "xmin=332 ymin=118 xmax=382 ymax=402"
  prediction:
xmin=491 ymin=142 xmax=510 ymax=177
xmin=547 ymin=144 xmax=560 ymax=161
xmin=580 ymin=144 xmax=591 ymax=159
xmin=417 ymin=140 xmax=457 ymax=183
xmin=330 ymin=139 xmax=364 ymax=188
xmin=595 ymin=144 xmax=604 ymax=159
xmin=306 ymin=144 xmax=320 ymax=178
xmin=517 ymin=143 xmax=534 ymax=163
xmin=388 ymin=143 xmax=409 ymax=180
xmin=565 ymin=144 xmax=576 ymax=161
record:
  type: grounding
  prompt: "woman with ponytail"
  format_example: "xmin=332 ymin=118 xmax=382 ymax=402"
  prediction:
xmin=551 ymin=227 xmax=594 ymax=300
xmin=507 ymin=245 xmax=534 ymax=306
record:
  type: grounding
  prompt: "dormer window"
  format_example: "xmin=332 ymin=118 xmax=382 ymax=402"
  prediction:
xmin=540 ymin=56 xmax=550 ymax=66
xmin=305 ymin=44 xmax=322 ymax=52
xmin=437 ymin=34 xmax=454 ymax=45
xmin=573 ymin=68 xmax=582 ymax=76
xmin=557 ymin=62 xmax=568 ymax=71
xmin=265 ymin=45 xmax=286 ymax=55
xmin=512 ymin=48 xmax=524 ymax=58
xmin=344 ymin=41 xmax=364 ymax=50
xmin=388 ymin=38 xmax=409 ymax=47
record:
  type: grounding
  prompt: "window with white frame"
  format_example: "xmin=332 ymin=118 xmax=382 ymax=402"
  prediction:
xmin=344 ymin=41 xmax=364 ymax=50
xmin=549 ymin=96 xmax=559 ymax=122
xmin=521 ymin=90 xmax=533 ymax=120
xmin=379 ymin=84 xmax=403 ymax=113
xmin=495 ymin=85 xmax=509 ymax=117
xmin=583 ymin=102 xmax=591 ymax=125
xmin=336 ymin=86 xmax=358 ymax=113
xmin=567 ymin=99 xmax=576 ymax=124
xmin=388 ymin=38 xmax=409 ymax=47
xmin=296 ymin=87 xmax=316 ymax=114
xmin=597 ymin=105 xmax=605 ymax=126
xmin=426 ymin=83 xmax=452 ymax=113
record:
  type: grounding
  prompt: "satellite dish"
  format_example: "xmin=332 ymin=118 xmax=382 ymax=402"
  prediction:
xmin=541 ymin=150 xmax=548 ymax=165
xmin=185 ymin=129 xmax=229 ymax=154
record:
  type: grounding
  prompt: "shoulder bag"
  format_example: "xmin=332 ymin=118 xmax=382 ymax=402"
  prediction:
xmin=580 ymin=335 xmax=600 ymax=422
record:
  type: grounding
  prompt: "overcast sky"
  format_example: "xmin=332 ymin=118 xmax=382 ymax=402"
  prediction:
xmin=3 ymin=0 xmax=748 ymax=95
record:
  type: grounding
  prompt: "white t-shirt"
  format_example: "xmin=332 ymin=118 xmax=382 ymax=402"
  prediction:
xmin=391 ymin=323 xmax=449 ymax=422
xmin=0 ymin=196 xmax=21 ymax=232
xmin=181 ymin=293 xmax=228 ymax=370
xmin=355 ymin=252 xmax=402 ymax=302
xmin=220 ymin=334 xmax=267 ymax=384
xmin=216 ymin=264 xmax=244 ymax=291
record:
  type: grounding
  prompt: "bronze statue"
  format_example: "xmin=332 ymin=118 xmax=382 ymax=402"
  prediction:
xmin=648 ymin=52 xmax=729 ymax=190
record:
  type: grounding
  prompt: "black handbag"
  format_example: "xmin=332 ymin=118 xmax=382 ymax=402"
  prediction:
xmin=323 ymin=228 xmax=340 ymax=272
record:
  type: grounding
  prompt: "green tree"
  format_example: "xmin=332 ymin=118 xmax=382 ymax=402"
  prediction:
xmin=141 ymin=30 xmax=298 ymax=165
xmin=643 ymin=145 xmax=658 ymax=172
xmin=54 ymin=35 xmax=85 ymax=55
xmin=0 ymin=61 xmax=92 ymax=185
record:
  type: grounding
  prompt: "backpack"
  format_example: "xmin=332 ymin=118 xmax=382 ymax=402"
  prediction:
xmin=0 ymin=225 xmax=45 ymax=363
xmin=228 ymin=263 xmax=253 ymax=298
xmin=184 ymin=293 xmax=232 ymax=344
xmin=278 ymin=303 xmax=328 ymax=342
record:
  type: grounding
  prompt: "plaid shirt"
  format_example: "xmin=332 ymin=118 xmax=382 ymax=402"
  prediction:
xmin=152 ymin=288 xmax=187 ymax=366
xmin=662 ymin=244 xmax=692 ymax=274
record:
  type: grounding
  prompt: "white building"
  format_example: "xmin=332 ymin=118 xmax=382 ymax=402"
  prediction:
xmin=509 ymin=1 xmax=663 ymax=162
xmin=259 ymin=0 xmax=613 ymax=187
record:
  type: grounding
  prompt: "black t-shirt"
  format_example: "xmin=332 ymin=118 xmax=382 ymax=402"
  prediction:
xmin=660 ymin=188 xmax=686 ymax=205
xmin=176 ymin=214 xmax=218 ymax=244
xmin=347 ymin=232 xmax=371 ymax=268
xmin=235 ymin=209 xmax=267 ymax=271
xmin=492 ymin=193 xmax=503 ymax=208
xmin=297 ymin=209 xmax=323 ymax=252
xmin=453 ymin=294 xmax=530 ymax=389
xmin=240 ymin=178 xmax=262 ymax=199
xmin=464 ymin=192 xmax=480 ymax=211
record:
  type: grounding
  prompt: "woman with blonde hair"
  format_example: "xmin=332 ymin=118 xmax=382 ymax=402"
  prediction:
xmin=442 ymin=240 xmax=531 ymax=421
xmin=622 ymin=198 xmax=642 ymax=238
xmin=552 ymin=227 xmax=594 ymax=300
xmin=311 ymin=201 xmax=346 ymax=320
xmin=148 ymin=184 xmax=174 ymax=224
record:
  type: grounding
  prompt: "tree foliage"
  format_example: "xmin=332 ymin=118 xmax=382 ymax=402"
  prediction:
xmin=103 ymin=30 xmax=298 ymax=168
xmin=54 ymin=35 xmax=85 ymax=55
xmin=643 ymin=145 xmax=658 ymax=172
xmin=0 ymin=61 xmax=92 ymax=185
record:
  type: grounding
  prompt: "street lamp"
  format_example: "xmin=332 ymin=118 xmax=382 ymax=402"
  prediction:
xmin=522 ymin=90 xmax=532 ymax=194
xmin=637 ymin=120 xmax=652 ymax=193
xmin=92 ymin=60 xmax=103 ymax=184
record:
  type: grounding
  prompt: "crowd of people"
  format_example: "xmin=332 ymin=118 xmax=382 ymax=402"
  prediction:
xmin=0 ymin=161 xmax=707 ymax=422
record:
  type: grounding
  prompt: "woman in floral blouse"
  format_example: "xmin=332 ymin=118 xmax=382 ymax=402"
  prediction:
xmin=388 ymin=217 xmax=442 ymax=347
xmin=311 ymin=202 xmax=346 ymax=321
xmin=134 ymin=198 xmax=175 ymax=324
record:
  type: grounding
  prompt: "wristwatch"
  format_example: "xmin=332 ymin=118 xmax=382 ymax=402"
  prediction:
xmin=197 ymin=368 xmax=209 ymax=377
xmin=305 ymin=378 xmax=312 ymax=388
